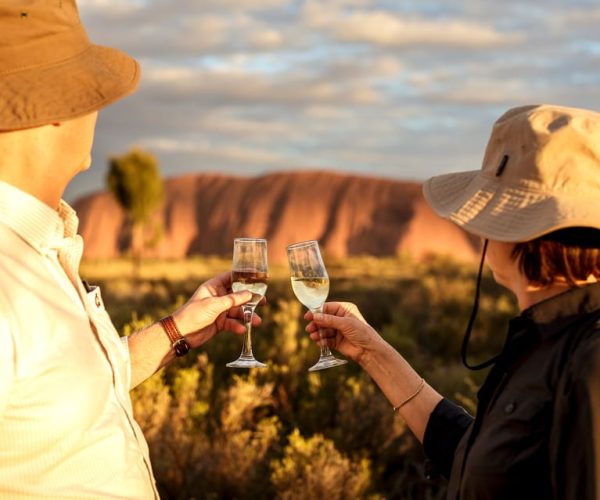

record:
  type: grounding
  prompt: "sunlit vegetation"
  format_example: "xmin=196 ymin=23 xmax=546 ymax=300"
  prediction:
xmin=81 ymin=256 xmax=517 ymax=499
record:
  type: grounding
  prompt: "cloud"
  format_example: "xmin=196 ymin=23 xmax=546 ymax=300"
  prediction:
xmin=79 ymin=3 xmax=292 ymax=58
xmin=194 ymin=0 xmax=288 ymax=10
xmin=140 ymin=62 xmax=384 ymax=107
xmin=303 ymin=3 xmax=522 ymax=48
xmin=79 ymin=0 xmax=143 ymax=15
xmin=139 ymin=138 xmax=288 ymax=167
xmin=249 ymin=30 xmax=285 ymax=49
xmin=554 ymin=6 xmax=600 ymax=26
xmin=192 ymin=111 xmax=297 ymax=142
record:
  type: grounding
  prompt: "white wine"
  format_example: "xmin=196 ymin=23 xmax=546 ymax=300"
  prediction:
xmin=232 ymin=270 xmax=268 ymax=307
xmin=291 ymin=277 xmax=329 ymax=310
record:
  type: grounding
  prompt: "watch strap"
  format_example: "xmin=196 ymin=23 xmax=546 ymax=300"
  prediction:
xmin=159 ymin=315 xmax=191 ymax=357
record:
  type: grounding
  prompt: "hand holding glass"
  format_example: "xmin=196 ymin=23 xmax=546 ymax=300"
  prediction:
xmin=227 ymin=238 xmax=268 ymax=368
xmin=287 ymin=241 xmax=347 ymax=371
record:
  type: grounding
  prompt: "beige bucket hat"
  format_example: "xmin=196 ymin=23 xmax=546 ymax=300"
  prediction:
xmin=423 ymin=104 xmax=600 ymax=242
xmin=0 ymin=0 xmax=140 ymax=131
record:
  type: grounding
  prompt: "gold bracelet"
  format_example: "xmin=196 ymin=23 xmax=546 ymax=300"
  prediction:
xmin=393 ymin=378 xmax=425 ymax=412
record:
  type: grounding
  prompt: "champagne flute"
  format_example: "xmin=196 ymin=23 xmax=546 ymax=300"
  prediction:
xmin=226 ymin=238 xmax=268 ymax=369
xmin=287 ymin=240 xmax=347 ymax=372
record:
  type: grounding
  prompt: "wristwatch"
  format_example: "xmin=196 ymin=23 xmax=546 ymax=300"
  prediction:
xmin=159 ymin=316 xmax=191 ymax=357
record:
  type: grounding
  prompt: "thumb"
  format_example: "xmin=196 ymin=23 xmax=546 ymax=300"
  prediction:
xmin=313 ymin=312 xmax=352 ymax=333
xmin=208 ymin=291 xmax=253 ymax=314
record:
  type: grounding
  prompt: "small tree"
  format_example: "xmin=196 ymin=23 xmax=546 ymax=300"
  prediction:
xmin=107 ymin=148 xmax=164 ymax=272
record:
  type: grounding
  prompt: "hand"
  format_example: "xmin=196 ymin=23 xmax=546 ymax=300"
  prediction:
xmin=171 ymin=271 xmax=264 ymax=349
xmin=305 ymin=302 xmax=382 ymax=363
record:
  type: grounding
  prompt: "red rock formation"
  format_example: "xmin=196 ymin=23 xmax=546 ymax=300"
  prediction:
xmin=73 ymin=171 xmax=479 ymax=262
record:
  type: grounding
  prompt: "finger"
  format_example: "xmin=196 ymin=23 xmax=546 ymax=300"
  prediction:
xmin=211 ymin=291 xmax=253 ymax=312
xmin=305 ymin=322 xmax=334 ymax=337
xmin=228 ymin=313 xmax=262 ymax=326
xmin=309 ymin=331 xmax=320 ymax=341
xmin=228 ymin=306 xmax=245 ymax=320
xmin=322 ymin=301 xmax=363 ymax=318
xmin=313 ymin=327 xmax=336 ymax=338
xmin=221 ymin=317 xmax=247 ymax=335
xmin=228 ymin=307 xmax=262 ymax=326
xmin=305 ymin=302 xmax=352 ymax=319
xmin=309 ymin=332 xmax=336 ymax=346
xmin=312 ymin=312 xmax=350 ymax=332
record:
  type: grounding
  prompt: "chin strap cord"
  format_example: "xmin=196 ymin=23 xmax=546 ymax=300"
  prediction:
xmin=461 ymin=239 xmax=501 ymax=370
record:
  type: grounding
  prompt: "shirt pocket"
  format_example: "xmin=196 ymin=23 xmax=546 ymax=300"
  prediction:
xmin=481 ymin=387 xmax=553 ymax=467
xmin=496 ymin=389 xmax=552 ymax=431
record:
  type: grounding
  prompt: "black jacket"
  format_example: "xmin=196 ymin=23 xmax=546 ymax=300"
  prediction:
xmin=423 ymin=283 xmax=600 ymax=499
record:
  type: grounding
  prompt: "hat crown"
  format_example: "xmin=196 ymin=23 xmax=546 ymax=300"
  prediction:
xmin=481 ymin=104 xmax=600 ymax=197
xmin=0 ymin=1 xmax=79 ymax=46
xmin=0 ymin=0 xmax=88 ymax=74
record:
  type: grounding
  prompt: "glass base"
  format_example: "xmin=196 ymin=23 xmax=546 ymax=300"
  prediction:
xmin=308 ymin=355 xmax=348 ymax=372
xmin=226 ymin=355 xmax=267 ymax=369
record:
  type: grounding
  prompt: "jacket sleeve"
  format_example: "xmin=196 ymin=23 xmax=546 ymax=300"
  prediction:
xmin=551 ymin=335 xmax=600 ymax=500
xmin=423 ymin=398 xmax=473 ymax=478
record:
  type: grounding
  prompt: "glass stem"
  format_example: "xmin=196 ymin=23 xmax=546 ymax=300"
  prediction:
xmin=240 ymin=306 xmax=254 ymax=358
xmin=312 ymin=306 xmax=334 ymax=358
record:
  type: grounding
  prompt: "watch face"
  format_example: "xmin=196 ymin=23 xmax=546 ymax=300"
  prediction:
xmin=174 ymin=339 xmax=191 ymax=357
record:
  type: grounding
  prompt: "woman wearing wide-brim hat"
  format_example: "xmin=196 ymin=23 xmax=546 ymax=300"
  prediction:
xmin=306 ymin=104 xmax=600 ymax=499
xmin=0 ymin=2 xmax=259 ymax=498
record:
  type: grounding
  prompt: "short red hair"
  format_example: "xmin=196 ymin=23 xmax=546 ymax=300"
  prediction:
xmin=511 ymin=228 xmax=600 ymax=286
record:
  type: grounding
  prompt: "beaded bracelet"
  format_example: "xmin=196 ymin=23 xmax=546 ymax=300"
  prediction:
xmin=393 ymin=378 xmax=425 ymax=412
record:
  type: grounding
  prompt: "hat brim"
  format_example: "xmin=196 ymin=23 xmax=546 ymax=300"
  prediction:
xmin=423 ymin=171 xmax=600 ymax=242
xmin=0 ymin=44 xmax=140 ymax=131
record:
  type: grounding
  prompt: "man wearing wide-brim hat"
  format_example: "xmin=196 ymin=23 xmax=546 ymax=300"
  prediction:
xmin=0 ymin=2 xmax=257 ymax=498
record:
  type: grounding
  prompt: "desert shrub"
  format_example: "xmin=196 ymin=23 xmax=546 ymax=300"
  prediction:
xmin=205 ymin=372 xmax=281 ymax=499
xmin=131 ymin=355 xmax=215 ymax=498
xmin=270 ymin=429 xmax=371 ymax=500
xmin=334 ymin=374 xmax=401 ymax=454
xmin=132 ymin=356 xmax=281 ymax=499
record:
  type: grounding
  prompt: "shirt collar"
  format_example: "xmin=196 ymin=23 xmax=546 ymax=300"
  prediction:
xmin=0 ymin=181 xmax=79 ymax=254
xmin=510 ymin=282 xmax=600 ymax=340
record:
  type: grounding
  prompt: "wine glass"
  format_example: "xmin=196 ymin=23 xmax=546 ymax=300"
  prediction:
xmin=226 ymin=238 xmax=268 ymax=369
xmin=287 ymin=240 xmax=347 ymax=372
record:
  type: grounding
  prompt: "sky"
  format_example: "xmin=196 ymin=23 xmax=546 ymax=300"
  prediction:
xmin=65 ymin=0 xmax=600 ymax=203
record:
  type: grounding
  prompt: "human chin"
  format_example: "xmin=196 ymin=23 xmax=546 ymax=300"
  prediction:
xmin=78 ymin=154 xmax=92 ymax=172
xmin=491 ymin=269 xmax=511 ymax=289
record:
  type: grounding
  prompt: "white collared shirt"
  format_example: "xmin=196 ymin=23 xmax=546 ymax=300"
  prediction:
xmin=0 ymin=181 xmax=158 ymax=499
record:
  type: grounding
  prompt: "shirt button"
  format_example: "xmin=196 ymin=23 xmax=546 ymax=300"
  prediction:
xmin=504 ymin=402 xmax=516 ymax=414
xmin=95 ymin=294 xmax=101 ymax=308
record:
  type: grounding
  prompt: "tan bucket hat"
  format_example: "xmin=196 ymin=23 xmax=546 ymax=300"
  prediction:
xmin=423 ymin=104 xmax=600 ymax=242
xmin=0 ymin=0 xmax=140 ymax=131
